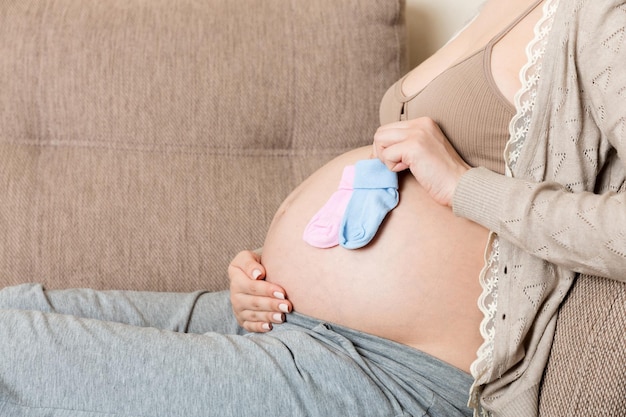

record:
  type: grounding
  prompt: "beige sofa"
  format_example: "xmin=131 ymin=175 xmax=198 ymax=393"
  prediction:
xmin=0 ymin=1 xmax=624 ymax=415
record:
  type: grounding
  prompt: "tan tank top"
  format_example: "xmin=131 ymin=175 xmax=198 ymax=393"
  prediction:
xmin=378 ymin=1 xmax=542 ymax=175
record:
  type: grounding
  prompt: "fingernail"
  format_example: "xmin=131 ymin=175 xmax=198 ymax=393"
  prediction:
xmin=262 ymin=323 xmax=272 ymax=330
xmin=272 ymin=313 xmax=284 ymax=323
xmin=252 ymin=269 xmax=262 ymax=279
xmin=273 ymin=291 xmax=285 ymax=300
xmin=279 ymin=303 xmax=289 ymax=313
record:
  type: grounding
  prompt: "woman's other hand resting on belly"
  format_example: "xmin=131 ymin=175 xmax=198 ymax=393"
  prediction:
xmin=229 ymin=250 xmax=292 ymax=333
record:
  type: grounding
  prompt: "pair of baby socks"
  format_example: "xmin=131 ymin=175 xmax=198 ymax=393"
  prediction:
xmin=302 ymin=159 xmax=399 ymax=249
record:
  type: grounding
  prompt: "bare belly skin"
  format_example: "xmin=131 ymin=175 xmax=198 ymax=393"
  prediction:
xmin=262 ymin=146 xmax=487 ymax=372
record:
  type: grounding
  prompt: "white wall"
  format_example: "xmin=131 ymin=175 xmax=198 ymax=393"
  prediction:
xmin=404 ymin=0 xmax=484 ymax=69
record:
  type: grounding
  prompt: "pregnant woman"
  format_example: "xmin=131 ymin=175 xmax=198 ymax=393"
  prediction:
xmin=232 ymin=0 xmax=626 ymax=414
xmin=1 ymin=0 xmax=625 ymax=416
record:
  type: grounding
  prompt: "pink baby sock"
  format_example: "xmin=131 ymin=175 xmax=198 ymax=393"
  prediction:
xmin=303 ymin=165 xmax=355 ymax=248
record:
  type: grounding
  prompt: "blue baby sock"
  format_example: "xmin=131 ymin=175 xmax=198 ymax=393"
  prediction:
xmin=339 ymin=159 xmax=399 ymax=249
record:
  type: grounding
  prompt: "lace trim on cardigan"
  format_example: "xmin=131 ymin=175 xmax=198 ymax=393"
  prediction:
xmin=469 ymin=0 xmax=560 ymax=414
xmin=505 ymin=0 xmax=560 ymax=173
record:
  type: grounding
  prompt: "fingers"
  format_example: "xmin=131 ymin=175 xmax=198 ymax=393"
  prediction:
xmin=228 ymin=250 xmax=293 ymax=333
xmin=228 ymin=251 xmax=288 ymax=299
xmin=234 ymin=290 xmax=292 ymax=333
xmin=373 ymin=118 xmax=438 ymax=169
xmin=373 ymin=120 xmax=423 ymax=172
xmin=228 ymin=249 xmax=265 ymax=280
xmin=372 ymin=118 xmax=469 ymax=207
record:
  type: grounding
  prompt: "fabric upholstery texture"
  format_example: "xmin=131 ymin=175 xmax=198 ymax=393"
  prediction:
xmin=539 ymin=276 xmax=626 ymax=416
xmin=0 ymin=0 xmax=406 ymax=291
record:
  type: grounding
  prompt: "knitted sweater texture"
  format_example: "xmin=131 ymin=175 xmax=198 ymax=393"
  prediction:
xmin=452 ymin=0 xmax=626 ymax=415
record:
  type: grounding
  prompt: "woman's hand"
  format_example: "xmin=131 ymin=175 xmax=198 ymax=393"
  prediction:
xmin=373 ymin=117 xmax=470 ymax=207
xmin=228 ymin=250 xmax=292 ymax=332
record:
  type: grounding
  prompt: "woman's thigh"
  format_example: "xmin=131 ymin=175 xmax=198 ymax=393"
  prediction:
xmin=0 ymin=283 xmax=241 ymax=334
xmin=0 ymin=308 xmax=405 ymax=417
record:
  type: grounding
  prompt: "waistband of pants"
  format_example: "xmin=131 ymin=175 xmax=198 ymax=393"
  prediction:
xmin=280 ymin=311 xmax=473 ymax=410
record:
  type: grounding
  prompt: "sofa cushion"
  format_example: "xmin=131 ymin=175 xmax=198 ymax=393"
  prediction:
xmin=0 ymin=0 xmax=406 ymax=291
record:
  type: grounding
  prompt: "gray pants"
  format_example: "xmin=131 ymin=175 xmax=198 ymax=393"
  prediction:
xmin=0 ymin=284 xmax=473 ymax=417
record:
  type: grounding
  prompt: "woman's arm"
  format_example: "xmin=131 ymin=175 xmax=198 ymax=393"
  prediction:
xmin=374 ymin=113 xmax=624 ymax=282
xmin=376 ymin=2 xmax=626 ymax=282
xmin=453 ymin=168 xmax=626 ymax=281
xmin=453 ymin=2 xmax=626 ymax=281
xmin=228 ymin=250 xmax=292 ymax=332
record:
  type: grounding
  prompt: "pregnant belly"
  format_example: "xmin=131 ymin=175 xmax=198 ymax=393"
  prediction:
xmin=262 ymin=147 xmax=487 ymax=372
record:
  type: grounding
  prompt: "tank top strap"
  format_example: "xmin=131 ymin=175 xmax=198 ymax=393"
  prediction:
xmin=487 ymin=0 xmax=544 ymax=47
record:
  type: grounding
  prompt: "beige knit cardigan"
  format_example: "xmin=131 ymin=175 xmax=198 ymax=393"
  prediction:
xmin=452 ymin=0 xmax=626 ymax=415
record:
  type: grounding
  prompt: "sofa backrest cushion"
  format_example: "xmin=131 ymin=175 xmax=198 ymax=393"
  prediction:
xmin=0 ymin=0 xmax=407 ymax=291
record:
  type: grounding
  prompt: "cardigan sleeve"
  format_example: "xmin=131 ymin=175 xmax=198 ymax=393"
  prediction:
xmin=452 ymin=1 xmax=626 ymax=282
xmin=453 ymin=167 xmax=626 ymax=280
